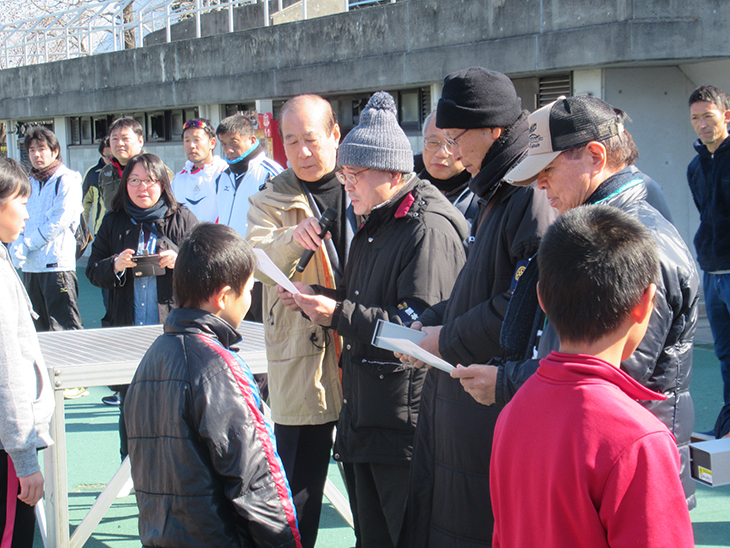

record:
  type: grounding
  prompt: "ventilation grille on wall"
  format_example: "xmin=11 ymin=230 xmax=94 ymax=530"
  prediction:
xmin=538 ymin=74 xmax=572 ymax=106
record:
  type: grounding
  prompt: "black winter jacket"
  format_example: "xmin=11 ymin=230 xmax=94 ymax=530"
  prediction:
xmin=125 ymin=308 xmax=302 ymax=548
xmin=325 ymin=175 xmax=468 ymax=465
xmin=85 ymin=207 xmax=197 ymax=327
xmin=403 ymin=112 xmax=556 ymax=548
xmin=497 ymin=167 xmax=699 ymax=507
xmin=687 ymin=136 xmax=730 ymax=272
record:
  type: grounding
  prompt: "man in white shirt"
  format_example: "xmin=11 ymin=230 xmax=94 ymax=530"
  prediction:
xmin=171 ymin=118 xmax=227 ymax=223
xmin=215 ymin=114 xmax=283 ymax=236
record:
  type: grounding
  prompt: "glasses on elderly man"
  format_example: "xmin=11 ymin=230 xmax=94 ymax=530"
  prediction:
xmin=423 ymin=138 xmax=455 ymax=154
xmin=444 ymin=128 xmax=469 ymax=149
xmin=336 ymin=168 xmax=371 ymax=186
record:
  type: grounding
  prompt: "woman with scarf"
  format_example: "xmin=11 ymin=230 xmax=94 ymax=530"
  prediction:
xmin=86 ymin=153 xmax=197 ymax=482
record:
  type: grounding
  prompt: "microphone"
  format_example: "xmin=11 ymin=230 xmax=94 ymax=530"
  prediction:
xmin=296 ymin=207 xmax=338 ymax=273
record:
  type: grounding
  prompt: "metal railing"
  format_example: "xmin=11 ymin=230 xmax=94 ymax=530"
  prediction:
xmin=0 ymin=0 xmax=396 ymax=69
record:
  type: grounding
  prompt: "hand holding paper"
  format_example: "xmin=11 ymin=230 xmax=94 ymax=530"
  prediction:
xmin=253 ymin=248 xmax=300 ymax=295
xmin=379 ymin=337 xmax=455 ymax=373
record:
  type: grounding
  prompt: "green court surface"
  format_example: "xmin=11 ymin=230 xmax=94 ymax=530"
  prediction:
xmin=32 ymin=268 xmax=730 ymax=547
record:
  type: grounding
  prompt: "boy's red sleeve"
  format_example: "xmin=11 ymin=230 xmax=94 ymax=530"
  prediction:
xmin=599 ymin=431 xmax=694 ymax=548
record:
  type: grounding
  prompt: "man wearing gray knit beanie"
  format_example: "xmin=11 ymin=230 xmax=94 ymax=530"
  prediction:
xmin=280 ymin=91 xmax=468 ymax=548
xmin=398 ymin=67 xmax=557 ymax=548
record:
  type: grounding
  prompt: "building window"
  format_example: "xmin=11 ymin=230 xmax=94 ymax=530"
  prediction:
xmin=538 ymin=73 xmax=572 ymax=106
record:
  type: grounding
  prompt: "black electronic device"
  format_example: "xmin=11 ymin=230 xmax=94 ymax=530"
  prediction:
xmin=295 ymin=207 xmax=338 ymax=273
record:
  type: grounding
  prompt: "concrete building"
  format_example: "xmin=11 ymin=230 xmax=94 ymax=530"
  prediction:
xmin=1 ymin=0 xmax=729 ymax=248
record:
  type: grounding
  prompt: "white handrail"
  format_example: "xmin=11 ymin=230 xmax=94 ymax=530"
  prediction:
xmin=0 ymin=0 xmax=394 ymax=69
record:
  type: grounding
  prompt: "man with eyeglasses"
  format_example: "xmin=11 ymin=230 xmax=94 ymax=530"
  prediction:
xmin=418 ymin=110 xmax=476 ymax=228
xmin=246 ymin=95 xmax=351 ymax=548
xmin=398 ymin=67 xmax=555 ymax=548
xmin=281 ymin=92 xmax=468 ymax=548
xmin=171 ymin=118 xmax=227 ymax=223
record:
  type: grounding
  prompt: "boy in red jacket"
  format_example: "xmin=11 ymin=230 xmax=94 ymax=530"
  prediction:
xmin=489 ymin=205 xmax=694 ymax=548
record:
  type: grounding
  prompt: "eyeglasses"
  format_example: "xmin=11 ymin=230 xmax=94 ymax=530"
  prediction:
xmin=336 ymin=167 xmax=371 ymax=186
xmin=183 ymin=119 xmax=214 ymax=134
xmin=127 ymin=177 xmax=160 ymax=188
xmin=423 ymin=138 xmax=454 ymax=154
xmin=444 ymin=128 xmax=469 ymax=149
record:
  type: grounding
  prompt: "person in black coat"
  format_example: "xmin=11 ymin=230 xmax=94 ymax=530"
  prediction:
xmin=86 ymin=153 xmax=197 ymax=465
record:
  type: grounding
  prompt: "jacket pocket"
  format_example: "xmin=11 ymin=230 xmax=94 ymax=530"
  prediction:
xmin=349 ymin=356 xmax=415 ymax=432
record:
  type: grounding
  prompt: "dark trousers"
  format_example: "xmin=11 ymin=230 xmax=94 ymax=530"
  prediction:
xmin=23 ymin=270 xmax=83 ymax=332
xmin=119 ymin=385 xmax=130 ymax=460
xmin=1 ymin=451 xmax=36 ymax=547
xmin=704 ymin=271 xmax=730 ymax=404
xmin=344 ymin=461 xmax=411 ymax=548
xmin=274 ymin=422 xmax=336 ymax=548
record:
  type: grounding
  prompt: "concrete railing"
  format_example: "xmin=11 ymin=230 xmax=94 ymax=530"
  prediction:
xmin=0 ymin=0 xmax=396 ymax=69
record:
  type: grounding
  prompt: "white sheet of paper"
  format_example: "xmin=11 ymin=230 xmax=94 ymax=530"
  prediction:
xmin=253 ymin=248 xmax=300 ymax=295
xmin=379 ymin=337 xmax=455 ymax=373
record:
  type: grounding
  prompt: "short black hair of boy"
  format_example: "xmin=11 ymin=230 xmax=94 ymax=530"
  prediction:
xmin=24 ymin=126 xmax=62 ymax=162
xmin=216 ymin=113 xmax=255 ymax=138
xmin=0 ymin=158 xmax=31 ymax=204
xmin=689 ymin=85 xmax=730 ymax=111
xmin=537 ymin=204 xmax=660 ymax=344
xmin=174 ymin=223 xmax=256 ymax=309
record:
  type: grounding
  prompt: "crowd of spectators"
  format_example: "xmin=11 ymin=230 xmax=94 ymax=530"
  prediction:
xmin=3 ymin=66 xmax=730 ymax=548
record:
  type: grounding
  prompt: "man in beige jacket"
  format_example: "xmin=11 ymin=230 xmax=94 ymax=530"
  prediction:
xmin=247 ymin=94 xmax=353 ymax=548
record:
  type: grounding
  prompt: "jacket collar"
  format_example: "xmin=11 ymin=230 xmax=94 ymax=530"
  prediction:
xmin=164 ymin=308 xmax=242 ymax=349
xmin=694 ymin=135 xmax=730 ymax=157
xmin=584 ymin=167 xmax=643 ymax=206
xmin=363 ymin=174 xmax=419 ymax=228
xmin=539 ymin=351 xmax=666 ymax=402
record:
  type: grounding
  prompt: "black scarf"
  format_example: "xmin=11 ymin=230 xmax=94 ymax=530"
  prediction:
xmin=302 ymin=170 xmax=347 ymax=261
xmin=125 ymin=195 xmax=169 ymax=223
xmin=418 ymin=167 xmax=471 ymax=197
xmin=469 ymin=110 xmax=530 ymax=202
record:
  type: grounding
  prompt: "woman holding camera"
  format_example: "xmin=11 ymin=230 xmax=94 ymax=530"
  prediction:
xmin=86 ymin=153 xmax=197 ymax=475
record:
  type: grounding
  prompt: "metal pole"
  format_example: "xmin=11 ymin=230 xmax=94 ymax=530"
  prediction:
xmin=112 ymin=14 xmax=117 ymax=52
xmin=195 ymin=0 xmax=202 ymax=39
xmin=44 ymin=30 xmax=48 ymax=63
xmin=264 ymin=0 xmax=270 ymax=27
xmin=344 ymin=0 xmax=348 ymax=12
xmin=166 ymin=4 xmax=171 ymax=42
xmin=228 ymin=0 xmax=234 ymax=33
xmin=302 ymin=0 xmax=307 ymax=20
xmin=278 ymin=0 xmax=283 ymax=13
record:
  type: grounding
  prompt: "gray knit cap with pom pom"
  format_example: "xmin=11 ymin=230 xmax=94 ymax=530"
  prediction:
xmin=338 ymin=92 xmax=414 ymax=173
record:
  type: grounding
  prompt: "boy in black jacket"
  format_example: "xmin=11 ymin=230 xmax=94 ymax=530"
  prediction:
xmin=125 ymin=223 xmax=302 ymax=548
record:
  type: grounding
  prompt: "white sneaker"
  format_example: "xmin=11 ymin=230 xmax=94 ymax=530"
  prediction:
xmin=117 ymin=476 xmax=134 ymax=498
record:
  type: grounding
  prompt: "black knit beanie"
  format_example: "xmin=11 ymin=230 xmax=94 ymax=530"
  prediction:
xmin=436 ymin=67 xmax=523 ymax=129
